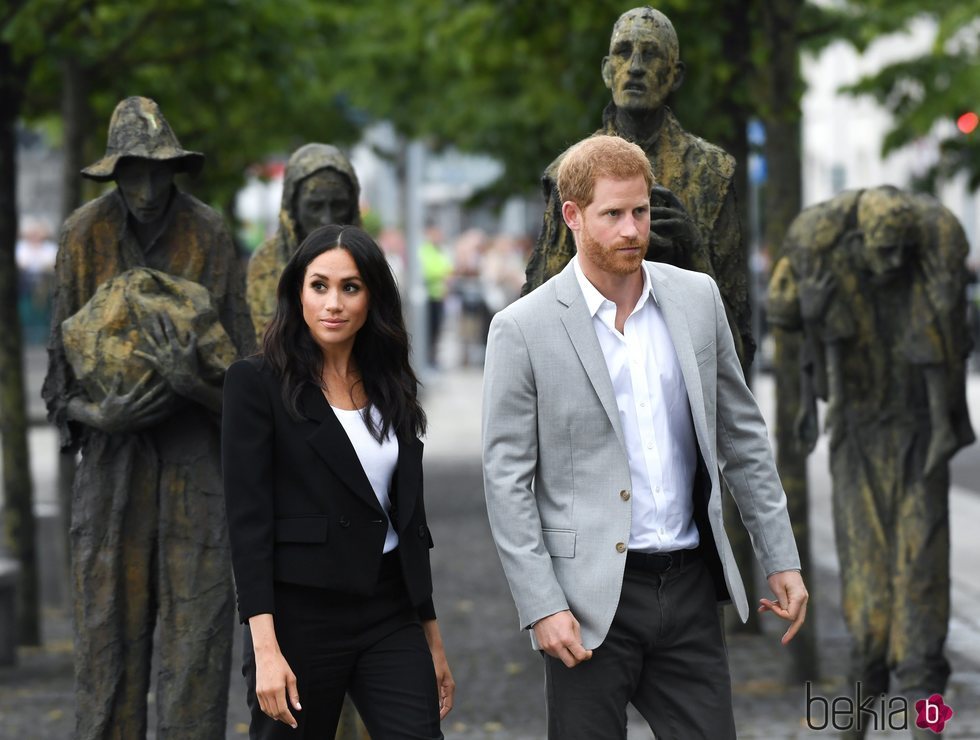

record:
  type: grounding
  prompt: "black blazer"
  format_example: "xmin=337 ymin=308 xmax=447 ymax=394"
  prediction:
xmin=222 ymin=356 xmax=435 ymax=624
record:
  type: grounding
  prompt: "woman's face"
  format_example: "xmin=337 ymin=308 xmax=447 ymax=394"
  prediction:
xmin=300 ymin=247 xmax=369 ymax=353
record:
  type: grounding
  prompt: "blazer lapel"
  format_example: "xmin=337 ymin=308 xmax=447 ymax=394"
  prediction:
xmin=301 ymin=383 xmax=385 ymax=515
xmin=648 ymin=265 xmax=713 ymax=467
xmin=555 ymin=263 xmax=626 ymax=451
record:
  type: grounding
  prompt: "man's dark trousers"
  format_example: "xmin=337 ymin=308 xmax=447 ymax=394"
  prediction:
xmin=543 ymin=552 xmax=736 ymax=740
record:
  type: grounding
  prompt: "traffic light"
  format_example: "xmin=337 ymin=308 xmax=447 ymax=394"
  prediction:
xmin=956 ymin=112 xmax=978 ymax=135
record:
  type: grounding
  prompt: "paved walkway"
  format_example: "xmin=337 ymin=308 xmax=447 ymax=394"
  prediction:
xmin=2 ymin=346 xmax=980 ymax=738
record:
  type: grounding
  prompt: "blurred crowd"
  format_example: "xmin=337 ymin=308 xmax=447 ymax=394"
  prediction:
xmin=15 ymin=216 xmax=58 ymax=345
xmin=378 ymin=222 xmax=532 ymax=370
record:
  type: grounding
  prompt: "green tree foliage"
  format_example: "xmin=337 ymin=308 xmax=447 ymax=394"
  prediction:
xmin=837 ymin=1 xmax=980 ymax=190
xmin=15 ymin=0 xmax=362 ymax=210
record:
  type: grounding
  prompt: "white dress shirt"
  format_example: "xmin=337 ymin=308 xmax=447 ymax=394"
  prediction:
xmin=573 ymin=257 xmax=699 ymax=552
xmin=331 ymin=405 xmax=400 ymax=553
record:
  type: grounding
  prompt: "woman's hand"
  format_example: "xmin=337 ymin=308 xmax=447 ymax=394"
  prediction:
xmin=249 ymin=614 xmax=302 ymax=729
xmin=422 ymin=619 xmax=455 ymax=719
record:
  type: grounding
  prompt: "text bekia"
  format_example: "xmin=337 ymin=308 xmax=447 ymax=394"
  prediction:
xmin=805 ymin=682 xmax=953 ymax=733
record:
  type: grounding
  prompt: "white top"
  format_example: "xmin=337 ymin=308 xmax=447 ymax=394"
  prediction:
xmin=573 ymin=257 xmax=699 ymax=552
xmin=331 ymin=405 xmax=400 ymax=553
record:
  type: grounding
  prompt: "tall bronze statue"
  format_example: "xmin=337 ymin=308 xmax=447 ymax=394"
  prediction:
xmin=768 ymin=186 xmax=975 ymax=734
xmin=523 ymin=5 xmax=753 ymax=365
xmin=42 ymin=96 xmax=254 ymax=739
xmin=246 ymin=143 xmax=361 ymax=342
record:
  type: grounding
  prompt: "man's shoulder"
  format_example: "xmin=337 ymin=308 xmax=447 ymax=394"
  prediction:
xmin=494 ymin=275 xmax=560 ymax=326
xmin=648 ymin=260 xmax=713 ymax=287
xmin=647 ymin=261 xmax=719 ymax=308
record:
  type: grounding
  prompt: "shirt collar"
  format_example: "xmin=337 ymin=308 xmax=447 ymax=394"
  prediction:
xmin=572 ymin=256 xmax=659 ymax=318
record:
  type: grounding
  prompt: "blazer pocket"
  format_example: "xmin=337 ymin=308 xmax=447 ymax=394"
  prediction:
xmin=695 ymin=340 xmax=715 ymax=366
xmin=542 ymin=528 xmax=576 ymax=558
xmin=275 ymin=516 xmax=329 ymax=543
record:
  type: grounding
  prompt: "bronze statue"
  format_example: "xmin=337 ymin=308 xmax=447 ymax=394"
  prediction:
xmin=246 ymin=143 xmax=361 ymax=342
xmin=768 ymin=186 xmax=975 ymax=731
xmin=523 ymin=5 xmax=754 ymax=365
xmin=41 ymin=96 xmax=254 ymax=740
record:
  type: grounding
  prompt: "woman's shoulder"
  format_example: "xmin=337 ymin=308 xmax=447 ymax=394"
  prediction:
xmin=227 ymin=354 xmax=278 ymax=385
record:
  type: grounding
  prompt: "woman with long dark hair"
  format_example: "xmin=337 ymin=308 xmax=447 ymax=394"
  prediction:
xmin=223 ymin=224 xmax=454 ymax=738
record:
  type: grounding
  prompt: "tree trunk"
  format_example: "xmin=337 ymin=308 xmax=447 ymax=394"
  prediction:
xmin=60 ymin=56 xmax=92 ymax=222
xmin=717 ymin=0 xmax=759 ymax=635
xmin=0 ymin=43 xmax=41 ymax=647
xmin=760 ymin=0 xmax=815 ymax=683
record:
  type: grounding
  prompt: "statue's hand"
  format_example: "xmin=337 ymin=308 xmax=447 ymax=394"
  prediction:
xmin=135 ymin=313 xmax=202 ymax=399
xmin=646 ymin=185 xmax=703 ymax=263
xmin=794 ymin=403 xmax=819 ymax=454
xmin=797 ymin=271 xmax=836 ymax=322
xmin=68 ymin=371 xmax=172 ymax=433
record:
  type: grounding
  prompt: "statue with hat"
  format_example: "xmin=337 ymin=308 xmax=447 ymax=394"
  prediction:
xmin=767 ymin=185 xmax=975 ymax=735
xmin=42 ymin=96 xmax=254 ymax=740
xmin=522 ymin=5 xmax=754 ymax=367
xmin=247 ymin=143 xmax=361 ymax=343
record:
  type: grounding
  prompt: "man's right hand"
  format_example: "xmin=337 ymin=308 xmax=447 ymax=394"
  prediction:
xmin=533 ymin=610 xmax=593 ymax=668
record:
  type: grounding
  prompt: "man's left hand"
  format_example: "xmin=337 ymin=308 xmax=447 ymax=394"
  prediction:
xmin=759 ymin=570 xmax=808 ymax=645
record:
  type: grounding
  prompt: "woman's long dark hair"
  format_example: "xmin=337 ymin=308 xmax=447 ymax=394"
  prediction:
xmin=262 ymin=224 xmax=426 ymax=441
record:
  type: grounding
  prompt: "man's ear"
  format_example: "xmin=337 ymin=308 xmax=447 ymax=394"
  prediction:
xmin=601 ymin=56 xmax=613 ymax=90
xmin=562 ymin=201 xmax=583 ymax=232
xmin=670 ymin=60 xmax=685 ymax=93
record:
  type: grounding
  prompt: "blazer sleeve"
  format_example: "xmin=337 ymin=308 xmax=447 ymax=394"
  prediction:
xmin=482 ymin=311 xmax=570 ymax=630
xmin=222 ymin=358 xmax=277 ymax=622
xmin=709 ymin=278 xmax=801 ymax=576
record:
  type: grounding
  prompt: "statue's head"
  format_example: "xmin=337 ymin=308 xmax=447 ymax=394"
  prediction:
xmin=82 ymin=96 xmax=203 ymax=183
xmin=281 ymin=143 xmax=361 ymax=247
xmin=602 ymin=6 xmax=684 ymax=113
xmin=82 ymin=97 xmax=203 ymax=225
xmin=856 ymin=187 xmax=918 ymax=282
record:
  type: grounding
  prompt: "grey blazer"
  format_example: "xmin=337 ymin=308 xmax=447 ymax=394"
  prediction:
xmin=482 ymin=260 xmax=800 ymax=650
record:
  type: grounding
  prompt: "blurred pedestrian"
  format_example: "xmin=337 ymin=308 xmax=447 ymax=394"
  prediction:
xmin=452 ymin=228 xmax=490 ymax=367
xmin=15 ymin=215 xmax=58 ymax=343
xmin=419 ymin=221 xmax=453 ymax=368
xmin=224 ymin=224 xmax=455 ymax=738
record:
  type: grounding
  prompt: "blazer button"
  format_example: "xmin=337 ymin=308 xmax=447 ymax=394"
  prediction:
xmin=615 ymin=542 xmax=626 ymax=553
xmin=418 ymin=524 xmax=427 ymax=538
xmin=620 ymin=489 xmax=631 ymax=501
xmin=339 ymin=516 xmax=350 ymax=528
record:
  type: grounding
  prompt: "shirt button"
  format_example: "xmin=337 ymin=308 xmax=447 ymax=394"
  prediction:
xmin=615 ymin=542 xmax=627 ymax=553
xmin=647 ymin=443 xmax=653 ymax=450
xmin=640 ymin=402 xmax=646 ymax=407
xmin=620 ymin=489 xmax=631 ymax=501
